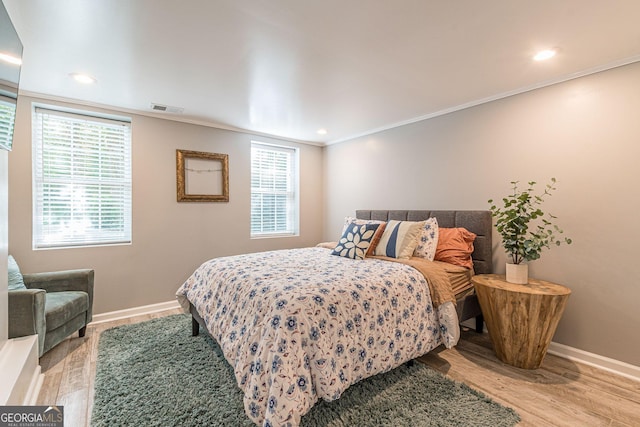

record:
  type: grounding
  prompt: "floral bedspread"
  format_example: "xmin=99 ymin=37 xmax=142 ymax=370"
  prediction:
xmin=176 ymin=247 xmax=459 ymax=427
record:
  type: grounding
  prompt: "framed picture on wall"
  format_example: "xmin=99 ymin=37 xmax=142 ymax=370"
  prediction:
xmin=176 ymin=149 xmax=229 ymax=202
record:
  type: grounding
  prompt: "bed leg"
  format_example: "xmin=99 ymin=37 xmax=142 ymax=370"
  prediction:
xmin=192 ymin=316 xmax=200 ymax=336
xmin=475 ymin=314 xmax=484 ymax=333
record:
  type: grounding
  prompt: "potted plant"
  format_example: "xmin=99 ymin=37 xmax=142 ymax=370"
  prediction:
xmin=488 ymin=178 xmax=572 ymax=284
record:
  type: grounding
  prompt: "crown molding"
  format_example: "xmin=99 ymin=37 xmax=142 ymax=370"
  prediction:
xmin=18 ymin=90 xmax=324 ymax=147
xmin=326 ymin=54 xmax=640 ymax=146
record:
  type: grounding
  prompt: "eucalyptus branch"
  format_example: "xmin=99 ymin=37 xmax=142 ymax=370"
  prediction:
xmin=488 ymin=178 xmax=572 ymax=264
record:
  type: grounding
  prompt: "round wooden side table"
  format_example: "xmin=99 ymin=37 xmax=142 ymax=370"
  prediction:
xmin=472 ymin=274 xmax=571 ymax=369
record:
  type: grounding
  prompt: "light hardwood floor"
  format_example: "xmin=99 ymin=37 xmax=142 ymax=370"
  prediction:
xmin=37 ymin=309 xmax=640 ymax=427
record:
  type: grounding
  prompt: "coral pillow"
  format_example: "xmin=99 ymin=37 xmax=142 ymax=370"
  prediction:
xmin=434 ymin=227 xmax=477 ymax=269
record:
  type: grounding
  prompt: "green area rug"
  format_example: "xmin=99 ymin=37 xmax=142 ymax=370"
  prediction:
xmin=92 ymin=314 xmax=520 ymax=427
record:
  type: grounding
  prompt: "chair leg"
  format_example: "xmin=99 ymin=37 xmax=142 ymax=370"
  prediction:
xmin=79 ymin=326 xmax=87 ymax=337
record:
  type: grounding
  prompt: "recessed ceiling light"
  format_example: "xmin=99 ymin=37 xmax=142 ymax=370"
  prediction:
xmin=69 ymin=73 xmax=97 ymax=84
xmin=533 ymin=49 xmax=557 ymax=61
xmin=317 ymin=128 xmax=328 ymax=135
xmin=0 ymin=52 xmax=22 ymax=65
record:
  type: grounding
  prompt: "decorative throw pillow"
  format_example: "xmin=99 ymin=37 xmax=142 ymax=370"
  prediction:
xmin=332 ymin=223 xmax=382 ymax=260
xmin=341 ymin=216 xmax=386 ymax=232
xmin=374 ymin=220 xmax=425 ymax=259
xmin=413 ymin=217 xmax=439 ymax=261
xmin=8 ymin=255 xmax=27 ymax=291
xmin=434 ymin=227 xmax=477 ymax=269
xmin=316 ymin=241 xmax=338 ymax=250
xmin=340 ymin=217 xmax=387 ymax=256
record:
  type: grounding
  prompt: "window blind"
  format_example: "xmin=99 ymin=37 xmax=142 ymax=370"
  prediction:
xmin=0 ymin=96 xmax=16 ymax=149
xmin=32 ymin=107 xmax=132 ymax=248
xmin=250 ymin=142 xmax=298 ymax=237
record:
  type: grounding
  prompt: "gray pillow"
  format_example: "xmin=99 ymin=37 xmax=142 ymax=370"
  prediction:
xmin=8 ymin=255 xmax=27 ymax=290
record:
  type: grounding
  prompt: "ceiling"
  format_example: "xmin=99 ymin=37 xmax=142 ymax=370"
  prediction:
xmin=4 ymin=0 xmax=640 ymax=145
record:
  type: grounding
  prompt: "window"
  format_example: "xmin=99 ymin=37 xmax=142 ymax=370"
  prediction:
xmin=0 ymin=96 xmax=16 ymax=150
xmin=251 ymin=142 xmax=298 ymax=237
xmin=32 ymin=107 xmax=132 ymax=249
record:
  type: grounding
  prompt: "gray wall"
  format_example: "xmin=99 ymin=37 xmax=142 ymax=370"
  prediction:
xmin=323 ymin=62 xmax=640 ymax=366
xmin=8 ymin=95 xmax=323 ymax=314
xmin=7 ymin=63 xmax=640 ymax=367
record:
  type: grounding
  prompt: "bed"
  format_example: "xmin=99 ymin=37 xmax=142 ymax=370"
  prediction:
xmin=176 ymin=210 xmax=492 ymax=427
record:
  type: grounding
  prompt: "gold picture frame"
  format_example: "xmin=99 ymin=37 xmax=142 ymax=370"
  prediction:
xmin=176 ymin=149 xmax=229 ymax=202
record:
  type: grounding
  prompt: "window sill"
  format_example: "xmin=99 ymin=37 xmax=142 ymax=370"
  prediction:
xmin=250 ymin=233 xmax=299 ymax=240
xmin=33 ymin=241 xmax=132 ymax=250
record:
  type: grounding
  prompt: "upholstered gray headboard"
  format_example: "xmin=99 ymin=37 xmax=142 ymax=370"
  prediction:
xmin=355 ymin=210 xmax=493 ymax=275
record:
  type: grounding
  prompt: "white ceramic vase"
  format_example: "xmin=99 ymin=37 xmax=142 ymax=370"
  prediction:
xmin=506 ymin=263 xmax=528 ymax=284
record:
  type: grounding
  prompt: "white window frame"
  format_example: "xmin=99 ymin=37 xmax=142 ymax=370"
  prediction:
xmin=250 ymin=141 xmax=299 ymax=238
xmin=32 ymin=105 xmax=132 ymax=249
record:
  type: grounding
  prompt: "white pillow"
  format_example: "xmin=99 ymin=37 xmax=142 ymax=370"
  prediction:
xmin=340 ymin=216 xmax=385 ymax=233
xmin=413 ymin=217 xmax=439 ymax=261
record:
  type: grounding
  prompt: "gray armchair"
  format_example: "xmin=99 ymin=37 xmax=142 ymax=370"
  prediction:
xmin=8 ymin=256 xmax=94 ymax=357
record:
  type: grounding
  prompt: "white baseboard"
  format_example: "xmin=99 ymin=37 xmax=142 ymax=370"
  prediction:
xmin=0 ymin=335 xmax=44 ymax=405
xmin=25 ymin=365 xmax=44 ymax=405
xmin=548 ymin=341 xmax=640 ymax=383
xmin=90 ymin=300 xmax=182 ymax=325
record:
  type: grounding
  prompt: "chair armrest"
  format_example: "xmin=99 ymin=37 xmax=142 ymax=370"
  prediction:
xmin=8 ymin=288 xmax=46 ymax=355
xmin=23 ymin=269 xmax=94 ymax=292
xmin=23 ymin=269 xmax=94 ymax=323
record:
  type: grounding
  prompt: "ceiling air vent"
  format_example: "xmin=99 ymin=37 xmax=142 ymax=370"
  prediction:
xmin=150 ymin=103 xmax=184 ymax=114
